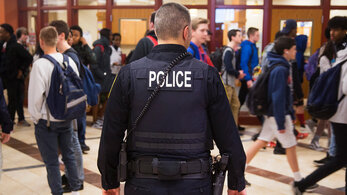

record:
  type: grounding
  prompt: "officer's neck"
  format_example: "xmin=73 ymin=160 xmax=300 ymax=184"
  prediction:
xmin=157 ymin=39 xmax=185 ymax=47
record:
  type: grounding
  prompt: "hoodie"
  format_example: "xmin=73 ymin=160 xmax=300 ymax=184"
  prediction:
xmin=330 ymin=45 xmax=347 ymax=124
xmin=129 ymin=30 xmax=157 ymax=63
xmin=295 ymin=35 xmax=308 ymax=82
xmin=240 ymin=40 xmax=259 ymax=81
xmin=92 ymin=36 xmax=112 ymax=85
xmin=266 ymin=52 xmax=295 ymax=130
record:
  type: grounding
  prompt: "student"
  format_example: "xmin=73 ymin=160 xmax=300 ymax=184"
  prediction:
xmin=49 ymin=20 xmax=85 ymax=192
xmin=187 ymin=18 xmax=214 ymax=67
xmin=293 ymin=16 xmax=347 ymax=195
xmin=245 ymin=37 xmax=317 ymax=192
xmin=0 ymin=24 xmax=33 ymax=127
xmin=221 ymin=29 xmax=245 ymax=124
xmin=110 ymin=33 xmax=122 ymax=75
xmin=28 ymin=26 xmax=81 ymax=195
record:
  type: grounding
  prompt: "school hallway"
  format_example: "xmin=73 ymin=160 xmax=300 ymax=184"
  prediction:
xmin=0 ymin=109 xmax=345 ymax=195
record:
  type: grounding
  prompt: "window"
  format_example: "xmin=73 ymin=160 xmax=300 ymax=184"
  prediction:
xmin=43 ymin=0 xmax=67 ymax=6
xmin=217 ymin=0 xmax=263 ymax=6
xmin=273 ymin=0 xmax=320 ymax=6
xmin=114 ymin=0 xmax=154 ymax=5
xmin=331 ymin=0 xmax=347 ymax=6
xmin=19 ymin=0 xmax=37 ymax=7
xmin=42 ymin=10 xmax=67 ymax=26
xmin=330 ymin=10 xmax=347 ymax=18
xmin=215 ymin=9 xmax=263 ymax=54
xmin=78 ymin=0 xmax=106 ymax=5
xmin=27 ymin=11 xmax=37 ymax=54
xmin=78 ymin=10 xmax=106 ymax=46
xmin=189 ymin=9 xmax=208 ymax=19
xmin=163 ymin=0 xmax=207 ymax=5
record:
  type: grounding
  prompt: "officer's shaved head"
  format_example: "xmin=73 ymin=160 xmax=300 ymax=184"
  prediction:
xmin=155 ymin=3 xmax=191 ymax=40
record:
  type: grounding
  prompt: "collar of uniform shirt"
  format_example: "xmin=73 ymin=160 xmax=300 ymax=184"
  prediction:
xmin=147 ymin=44 xmax=188 ymax=61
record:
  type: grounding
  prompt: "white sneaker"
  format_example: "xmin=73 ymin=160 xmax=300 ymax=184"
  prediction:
xmin=310 ymin=140 xmax=324 ymax=151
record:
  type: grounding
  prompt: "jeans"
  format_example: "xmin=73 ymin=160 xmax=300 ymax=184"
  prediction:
xmin=65 ymin=131 xmax=84 ymax=182
xmin=77 ymin=113 xmax=87 ymax=145
xmin=328 ymin=127 xmax=336 ymax=157
xmin=35 ymin=119 xmax=81 ymax=195
xmin=225 ymin=85 xmax=240 ymax=125
xmin=6 ymin=79 xmax=25 ymax=122
xmin=298 ymin=122 xmax=347 ymax=193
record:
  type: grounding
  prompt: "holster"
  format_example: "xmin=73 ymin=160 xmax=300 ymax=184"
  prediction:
xmin=212 ymin=154 xmax=229 ymax=195
xmin=117 ymin=142 xmax=128 ymax=182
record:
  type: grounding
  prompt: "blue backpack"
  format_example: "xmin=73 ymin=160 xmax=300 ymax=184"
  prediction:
xmin=307 ymin=59 xmax=346 ymax=120
xmin=65 ymin=50 xmax=101 ymax=106
xmin=42 ymin=54 xmax=87 ymax=121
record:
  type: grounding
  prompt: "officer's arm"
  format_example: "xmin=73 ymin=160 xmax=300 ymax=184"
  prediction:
xmin=97 ymin=66 xmax=130 ymax=190
xmin=207 ymin=67 xmax=246 ymax=192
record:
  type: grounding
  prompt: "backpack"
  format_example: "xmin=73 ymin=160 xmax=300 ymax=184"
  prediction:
xmin=65 ymin=50 xmax=101 ymax=106
xmin=146 ymin=35 xmax=158 ymax=46
xmin=209 ymin=46 xmax=227 ymax=72
xmin=304 ymin=49 xmax=320 ymax=81
xmin=246 ymin=64 xmax=285 ymax=115
xmin=307 ymin=59 xmax=347 ymax=120
xmin=42 ymin=54 xmax=87 ymax=121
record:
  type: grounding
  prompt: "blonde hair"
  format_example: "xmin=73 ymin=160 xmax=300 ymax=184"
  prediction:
xmin=39 ymin=26 xmax=58 ymax=47
xmin=191 ymin=18 xmax=209 ymax=31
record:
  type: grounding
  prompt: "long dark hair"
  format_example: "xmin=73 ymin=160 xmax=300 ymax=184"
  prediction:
xmin=320 ymin=40 xmax=336 ymax=62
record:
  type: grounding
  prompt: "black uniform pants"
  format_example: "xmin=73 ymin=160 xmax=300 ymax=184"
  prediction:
xmin=6 ymin=79 xmax=25 ymax=122
xmin=238 ymin=80 xmax=249 ymax=107
xmin=298 ymin=122 xmax=347 ymax=193
xmin=125 ymin=177 xmax=212 ymax=195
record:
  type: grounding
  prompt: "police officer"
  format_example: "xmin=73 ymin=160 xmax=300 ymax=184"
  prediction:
xmin=97 ymin=3 xmax=246 ymax=195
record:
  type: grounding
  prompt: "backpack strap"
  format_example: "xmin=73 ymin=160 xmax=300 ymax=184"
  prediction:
xmin=248 ymin=45 xmax=254 ymax=79
xmin=146 ymin=35 xmax=158 ymax=47
xmin=95 ymin=44 xmax=105 ymax=53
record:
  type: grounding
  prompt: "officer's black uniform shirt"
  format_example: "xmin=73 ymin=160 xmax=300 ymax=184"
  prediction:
xmin=98 ymin=44 xmax=246 ymax=192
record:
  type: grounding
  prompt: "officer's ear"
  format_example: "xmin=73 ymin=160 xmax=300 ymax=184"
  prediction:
xmin=183 ymin=25 xmax=191 ymax=43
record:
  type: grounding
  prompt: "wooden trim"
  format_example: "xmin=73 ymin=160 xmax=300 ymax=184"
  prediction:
xmin=106 ymin=0 xmax=112 ymax=29
xmin=272 ymin=5 xmax=322 ymax=9
xmin=322 ymin=0 xmax=331 ymax=43
xmin=262 ymin=0 xmax=272 ymax=50
xmin=19 ymin=7 xmax=37 ymax=11
xmin=330 ymin=6 xmax=347 ymax=9
xmin=67 ymin=0 xmax=73 ymax=26
xmin=37 ymin=6 xmax=68 ymax=10
xmin=185 ymin=5 xmax=209 ymax=9
xmin=112 ymin=5 xmax=155 ymax=9
xmin=154 ymin=0 xmax=162 ymax=10
xmin=208 ymin=0 xmax=216 ymax=51
xmin=215 ymin=5 xmax=264 ymax=9
xmin=71 ymin=5 xmax=106 ymax=9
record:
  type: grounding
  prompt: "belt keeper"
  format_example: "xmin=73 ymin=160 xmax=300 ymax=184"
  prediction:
xmin=181 ymin=161 xmax=188 ymax=174
xmin=152 ymin=158 xmax=158 ymax=174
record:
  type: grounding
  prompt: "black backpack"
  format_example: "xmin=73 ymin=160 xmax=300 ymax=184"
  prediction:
xmin=246 ymin=64 xmax=285 ymax=115
xmin=209 ymin=46 xmax=227 ymax=72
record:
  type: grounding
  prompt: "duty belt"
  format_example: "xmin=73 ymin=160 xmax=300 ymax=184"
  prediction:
xmin=128 ymin=157 xmax=210 ymax=180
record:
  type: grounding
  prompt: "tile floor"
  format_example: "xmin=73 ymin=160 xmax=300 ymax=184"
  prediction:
xmin=0 ymin=112 xmax=344 ymax=195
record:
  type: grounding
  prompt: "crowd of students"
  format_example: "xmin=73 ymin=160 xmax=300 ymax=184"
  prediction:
xmin=0 ymin=7 xmax=346 ymax=195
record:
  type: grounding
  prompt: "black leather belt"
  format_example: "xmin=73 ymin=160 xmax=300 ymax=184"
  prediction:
xmin=128 ymin=157 xmax=210 ymax=180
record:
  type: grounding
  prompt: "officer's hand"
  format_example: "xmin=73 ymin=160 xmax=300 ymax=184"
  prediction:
xmin=102 ymin=188 xmax=120 ymax=195
xmin=1 ymin=132 xmax=11 ymax=144
xmin=228 ymin=189 xmax=247 ymax=195
xmin=246 ymin=80 xmax=253 ymax=88
xmin=278 ymin=129 xmax=286 ymax=134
